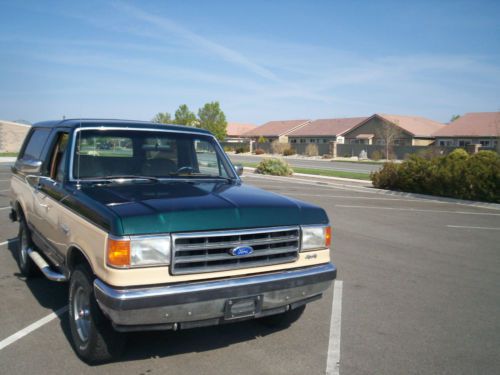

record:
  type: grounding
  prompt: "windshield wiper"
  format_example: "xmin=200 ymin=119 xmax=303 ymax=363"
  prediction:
xmin=169 ymin=173 xmax=234 ymax=182
xmin=82 ymin=175 xmax=161 ymax=183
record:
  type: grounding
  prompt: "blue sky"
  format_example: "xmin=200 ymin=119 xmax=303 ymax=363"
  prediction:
xmin=1 ymin=0 xmax=499 ymax=125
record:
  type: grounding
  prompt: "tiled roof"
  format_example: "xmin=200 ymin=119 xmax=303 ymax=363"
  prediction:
xmin=226 ymin=122 xmax=256 ymax=137
xmin=433 ymin=112 xmax=500 ymax=137
xmin=244 ymin=119 xmax=311 ymax=137
xmin=376 ymin=114 xmax=445 ymax=137
xmin=288 ymin=117 xmax=367 ymax=137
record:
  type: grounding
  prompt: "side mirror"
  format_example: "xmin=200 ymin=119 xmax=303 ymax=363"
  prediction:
xmin=234 ymin=164 xmax=244 ymax=176
xmin=15 ymin=159 xmax=42 ymax=174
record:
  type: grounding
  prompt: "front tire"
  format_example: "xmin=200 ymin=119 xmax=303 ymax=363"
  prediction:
xmin=68 ymin=265 xmax=125 ymax=364
xmin=17 ymin=218 xmax=37 ymax=277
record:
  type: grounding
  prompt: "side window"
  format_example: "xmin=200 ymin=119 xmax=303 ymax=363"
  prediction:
xmin=21 ymin=129 xmax=51 ymax=160
xmin=194 ymin=139 xmax=228 ymax=177
xmin=48 ymin=133 xmax=70 ymax=182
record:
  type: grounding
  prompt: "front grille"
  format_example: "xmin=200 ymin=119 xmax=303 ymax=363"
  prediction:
xmin=171 ymin=226 xmax=300 ymax=275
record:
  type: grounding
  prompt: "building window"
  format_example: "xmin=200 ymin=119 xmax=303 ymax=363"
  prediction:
xmin=458 ymin=139 xmax=472 ymax=147
xmin=479 ymin=140 xmax=491 ymax=147
xmin=323 ymin=139 xmax=329 ymax=143
xmin=439 ymin=139 xmax=454 ymax=146
xmin=310 ymin=139 xmax=316 ymax=143
xmin=290 ymin=139 xmax=297 ymax=144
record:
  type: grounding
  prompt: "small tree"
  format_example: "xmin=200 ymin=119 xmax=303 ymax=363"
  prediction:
xmin=375 ymin=120 xmax=403 ymax=160
xmin=271 ymin=140 xmax=288 ymax=154
xmin=152 ymin=112 xmax=172 ymax=124
xmin=305 ymin=144 xmax=319 ymax=157
xmin=258 ymin=136 xmax=268 ymax=143
xmin=450 ymin=114 xmax=461 ymax=122
xmin=198 ymin=101 xmax=227 ymax=141
xmin=174 ymin=104 xmax=197 ymax=126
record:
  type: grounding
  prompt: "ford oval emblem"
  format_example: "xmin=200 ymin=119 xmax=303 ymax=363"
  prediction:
xmin=230 ymin=246 xmax=254 ymax=256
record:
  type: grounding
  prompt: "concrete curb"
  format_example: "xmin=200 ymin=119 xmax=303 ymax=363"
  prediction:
xmin=242 ymin=167 xmax=370 ymax=184
xmin=243 ymin=167 xmax=500 ymax=210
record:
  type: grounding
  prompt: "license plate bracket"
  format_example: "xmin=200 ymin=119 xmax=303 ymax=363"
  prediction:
xmin=224 ymin=295 xmax=262 ymax=320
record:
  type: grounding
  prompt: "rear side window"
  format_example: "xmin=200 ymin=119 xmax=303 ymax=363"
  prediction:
xmin=21 ymin=129 xmax=51 ymax=160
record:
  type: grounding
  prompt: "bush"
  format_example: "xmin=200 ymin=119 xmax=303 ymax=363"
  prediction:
xmin=371 ymin=149 xmax=500 ymax=203
xmin=371 ymin=150 xmax=383 ymax=161
xmin=271 ymin=141 xmax=289 ymax=155
xmin=254 ymin=148 xmax=265 ymax=155
xmin=283 ymin=148 xmax=295 ymax=156
xmin=305 ymin=143 xmax=319 ymax=157
xmin=255 ymin=158 xmax=293 ymax=176
xmin=258 ymin=136 xmax=268 ymax=144
xmin=223 ymin=145 xmax=234 ymax=152
xmin=235 ymin=145 xmax=250 ymax=154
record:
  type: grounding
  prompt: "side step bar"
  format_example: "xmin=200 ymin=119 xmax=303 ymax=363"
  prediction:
xmin=27 ymin=248 xmax=67 ymax=282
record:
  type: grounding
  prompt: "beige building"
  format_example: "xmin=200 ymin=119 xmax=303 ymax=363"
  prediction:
xmin=0 ymin=120 xmax=31 ymax=152
xmin=244 ymin=119 xmax=311 ymax=143
xmin=342 ymin=114 xmax=445 ymax=146
xmin=433 ymin=112 xmax=500 ymax=149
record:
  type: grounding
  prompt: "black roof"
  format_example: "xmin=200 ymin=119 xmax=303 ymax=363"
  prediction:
xmin=32 ymin=119 xmax=211 ymax=135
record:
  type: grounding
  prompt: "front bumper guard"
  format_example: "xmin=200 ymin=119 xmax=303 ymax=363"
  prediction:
xmin=94 ymin=263 xmax=336 ymax=331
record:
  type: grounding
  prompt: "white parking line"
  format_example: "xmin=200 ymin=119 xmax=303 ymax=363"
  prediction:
xmin=447 ymin=225 xmax=500 ymax=230
xmin=0 ymin=207 xmax=11 ymax=211
xmin=326 ymin=280 xmax=343 ymax=375
xmin=335 ymin=204 xmax=500 ymax=216
xmin=288 ymin=193 xmax=421 ymax=202
xmin=0 ymin=306 xmax=68 ymax=351
xmin=0 ymin=239 xmax=18 ymax=247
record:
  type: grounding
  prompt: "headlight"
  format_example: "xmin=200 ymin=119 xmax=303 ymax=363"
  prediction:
xmin=301 ymin=225 xmax=331 ymax=251
xmin=107 ymin=235 xmax=171 ymax=268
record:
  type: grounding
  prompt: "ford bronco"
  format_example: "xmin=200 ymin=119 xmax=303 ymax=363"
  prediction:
xmin=9 ymin=119 xmax=336 ymax=363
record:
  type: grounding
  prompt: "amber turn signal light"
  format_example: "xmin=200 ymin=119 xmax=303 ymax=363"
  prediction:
xmin=325 ymin=226 xmax=332 ymax=248
xmin=107 ymin=238 xmax=130 ymax=267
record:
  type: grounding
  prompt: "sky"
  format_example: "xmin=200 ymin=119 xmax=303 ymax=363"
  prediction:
xmin=1 ymin=0 xmax=499 ymax=125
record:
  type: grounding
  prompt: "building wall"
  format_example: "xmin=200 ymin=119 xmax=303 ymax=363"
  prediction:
xmin=436 ymin=137 xmax=499 ymax=148
xmin=0 ymin=121 xmax=31 ymax=152
xmin=289 ymin=136 xmax=336 ymax=145
xmin=412 ymin=138 xmax=435 ymax=146
xmin=343 ymin=117 xmax=413 ymax=146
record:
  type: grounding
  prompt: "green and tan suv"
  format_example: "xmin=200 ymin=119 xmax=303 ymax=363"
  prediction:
xmin=9 ymin=119 xmax=336 ymax=363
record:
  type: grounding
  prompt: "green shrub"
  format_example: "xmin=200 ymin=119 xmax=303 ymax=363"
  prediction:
xmin=258 ymin=136 xmax=268 ymax=143
xmin=370 ymin=162 xmax=400 ymax=189
xmin=254 ymin=148 xmax=265 ymax=155
xmin=255 ymin=158 xmax=293 ymax=176
xmin=371 ymin=149 xmax=500 ymax=203
xmin=223 ymin=145 xmax=234 ymax=152
xmin=283 ymin=148 xmax=295 ymax=156
xmin=371 ymin=150 xmax=383 ymax=161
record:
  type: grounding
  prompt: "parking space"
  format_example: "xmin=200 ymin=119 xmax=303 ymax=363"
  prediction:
xmin=0 ymin=163 xmax=499 ymax=374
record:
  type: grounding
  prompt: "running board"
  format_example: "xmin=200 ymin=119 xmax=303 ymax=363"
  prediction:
xmin=27 ymin=248 xmax=67 ymax=282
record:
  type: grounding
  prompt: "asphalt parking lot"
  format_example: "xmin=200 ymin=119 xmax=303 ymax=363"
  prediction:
xmin=1 ymin=162 xmax=499 ymax=374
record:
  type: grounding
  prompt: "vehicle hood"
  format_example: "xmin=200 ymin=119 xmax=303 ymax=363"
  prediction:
xmin=79 ymin=181 xmax=328 ymax=235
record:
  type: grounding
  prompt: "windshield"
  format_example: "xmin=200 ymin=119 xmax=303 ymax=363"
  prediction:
xmin=72 ymin=129 xmax=235 ymax=180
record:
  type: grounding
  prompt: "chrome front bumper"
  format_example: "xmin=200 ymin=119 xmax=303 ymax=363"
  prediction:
xmin=94 ymin=263 xmax=336 ymax=331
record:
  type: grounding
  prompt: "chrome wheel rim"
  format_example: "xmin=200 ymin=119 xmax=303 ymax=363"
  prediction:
xmin=73 ymin=286 xmax=91 ymax=343
xmin=20 ymin=226 xmax=29 ymax=266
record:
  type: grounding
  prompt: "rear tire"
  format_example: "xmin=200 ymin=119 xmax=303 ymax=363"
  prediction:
xmin=68 ymin=264 xmax=125 ymax=364
xmin=17 ymin=218 xmax=37 ymax=277
xmin=258 ymin=305 xmax=306 ymax=328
